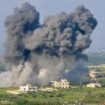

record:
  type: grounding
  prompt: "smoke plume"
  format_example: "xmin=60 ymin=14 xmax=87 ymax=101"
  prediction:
xmin=0 ymin=3 xmax=97 ymax=86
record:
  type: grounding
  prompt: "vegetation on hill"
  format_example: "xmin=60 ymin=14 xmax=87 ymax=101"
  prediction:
xmin=0 ymin=53 xmax=105 ymax=104
xmin=87 ymin=53 xmax=105 ymax=65
xmin=0 ymin=87 xmax=105 ymax=105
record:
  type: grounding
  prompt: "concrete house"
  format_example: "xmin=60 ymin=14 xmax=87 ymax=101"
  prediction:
xmin=89 ymin=70 xmax=97 ymax=80
xmin=87 ymin=83 xmax=101 ymax=88
xmin=51 ymin=79 xmax=70 ymax=88
xmin=19 ymin=84 xmax=37 ymax=92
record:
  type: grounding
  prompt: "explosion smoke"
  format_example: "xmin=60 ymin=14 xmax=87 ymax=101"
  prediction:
xmin=0 ymin=3 xmax=97 ymax=86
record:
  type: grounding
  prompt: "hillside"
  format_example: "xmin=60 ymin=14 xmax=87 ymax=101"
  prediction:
xmin=87 ymin=53 xmax=105 ymax=65
xmin=0 ymin=52 xmax=105 ymax=72
xmin=0 ymin=87 xmax=105 ymax=105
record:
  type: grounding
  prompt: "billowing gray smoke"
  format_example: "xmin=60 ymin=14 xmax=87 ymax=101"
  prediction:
xmin=0 ymin=3 xmax=97 ymax=86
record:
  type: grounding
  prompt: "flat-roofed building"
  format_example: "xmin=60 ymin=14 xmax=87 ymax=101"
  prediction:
xmin=87 ymin=83 xmax=101 ymax=88
xmin=19 ymin=84 xmax=37 ymax=92
xmin=51 ymin=79 xmax=70 ymax=88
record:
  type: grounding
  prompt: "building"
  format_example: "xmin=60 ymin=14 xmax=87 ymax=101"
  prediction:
xmin=19 ymin=84 xmax=37 ymax=92
xmin=87 ymin=83 xmax=101 ymax=88
xmin=89 ymin=70 xmax=97 ymax=80
xmin=7 ymin=81 xmax=70 ymax=95
xmin=51 ymin=79 xmax=70 ymax=88
xmin=7 ymin=84 xmax=37 ymax=95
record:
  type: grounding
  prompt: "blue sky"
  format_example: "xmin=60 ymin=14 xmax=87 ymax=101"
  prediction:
xmin=0 ymin=0 xmax=105 ymax=53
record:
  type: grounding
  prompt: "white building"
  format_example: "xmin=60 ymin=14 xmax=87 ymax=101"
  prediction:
xmin=89 ymin=70 xmax=96 ymax=78
xmin=87 ymin=83 xmax=101 ymax=88
xmin=19 ymin=84 xmax=37 ymax=92
xmin=51 ymin=79 xmax=70 ymax=88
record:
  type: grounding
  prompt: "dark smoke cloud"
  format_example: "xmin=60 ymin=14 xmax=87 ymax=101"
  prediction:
xmin=64 ymin=61 xmax=89 ymax=83
xmin=0 ymin=3 xmax=97 ymax=86
xmin=4 ymin=3 xmax=39 ymax=64
xmin=26 ymin=6 xmax=97 ymax=56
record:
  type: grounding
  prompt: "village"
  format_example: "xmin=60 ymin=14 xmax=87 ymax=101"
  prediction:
xmin=7 ymin=70 xmax=102 ymax=95
xmin=7 ymin=79 xmax=70 ymax=95
xmin=7 ymin=65 xmax=104 ymax=95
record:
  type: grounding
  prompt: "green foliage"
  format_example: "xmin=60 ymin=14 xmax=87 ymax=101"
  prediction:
xmin=0 ymin=87 xmax=105 ymax=105
xmin=98 ymin=78 xmax=105 ymax=87
xmin=88 ymin=53 xmax=105 ymax=65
